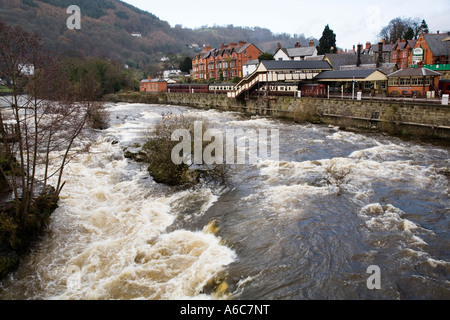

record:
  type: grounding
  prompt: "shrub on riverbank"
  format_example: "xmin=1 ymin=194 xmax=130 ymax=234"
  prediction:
xmin=141 ymin=113 xmax=230 ymax=187
xmin=0 ymin=189 xmax=58 ymax=279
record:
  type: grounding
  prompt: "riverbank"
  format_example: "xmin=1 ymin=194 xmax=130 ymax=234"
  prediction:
xmin=106 ymin=92 xmax=450 ymax=142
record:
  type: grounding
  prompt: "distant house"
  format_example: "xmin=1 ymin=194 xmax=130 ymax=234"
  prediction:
xmin=18 ymin=64 xmax=34 ymax=76
xmin=131 ymin=32 xmax=142 ymax=38
xmin=392 ymin=39 xmax=417 ymax=69
xmin=140 ymin=77 xmax=167 ymax=93
xmin=325 ymin=53 xmax=373 ymax=71
xmin=163 ymin=69 xmax=182 ymax=78
xmin=372 ymin=41 xmax=397 ymax=64
xmin=243 ymin=59 xmax=259 ymax=77
xmin=274 ymin=41 xmax=318 ymax=61
xmin=325 ymin=44 xmax=397 ymax=76
xmin=192 ymin=41 xmax=262 ymax=81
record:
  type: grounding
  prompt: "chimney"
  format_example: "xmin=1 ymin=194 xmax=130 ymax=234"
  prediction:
xmin=238 ymin=41 xmax=246 ymax=47
xmin=309 ymin=39 xmax=315 ymax=47
xmin=377 ymin=41 xmax=384 ymax=67
xmin=366 ymin=42 xmax=371 ymax=50
xmin=295 ymin=42 xmax=301 ymax=48
xmin=276 ymin=42 xmax=282 ymax=51
xmin=221 ymin=43 xmax=228 ymax=50
xmin=353 ymin=45 xmax=356 ymax=53
xmin=356 ymin=44 xmax=362 ymax=67
xmin=229 ymin=42 xmax=237 ymax=48
xmin=148 ymin=76 xmax=151 ymax=81
xmin=437 ymin=31 xmax=440 ymax=34
xmin=205 ymin=45 xmax=212 ymax=52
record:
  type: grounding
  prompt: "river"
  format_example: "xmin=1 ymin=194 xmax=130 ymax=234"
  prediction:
xmin=0 ymin=102 xmax=449 ymax=300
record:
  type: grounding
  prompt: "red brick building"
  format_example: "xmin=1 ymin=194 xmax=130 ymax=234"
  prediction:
xmin=139 ymin=77 xmax=167 ymax=93
xmin=409 ymin=32 xmax=450 ymax=67
xmin=392 ymin=39 xmax=416 ymax=69
xmin=387 ymin=67 xmax=441 ymax=97
xmin=192 ymin=42 xmax=262 ymax=81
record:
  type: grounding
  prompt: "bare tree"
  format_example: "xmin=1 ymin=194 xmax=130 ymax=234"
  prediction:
xmin=378 ymin=17 xmax=422 ymax=43
xmin=0 ymin=22 xmax=92 ymax=236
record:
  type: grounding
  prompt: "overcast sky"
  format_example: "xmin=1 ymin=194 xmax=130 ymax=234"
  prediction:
xmin=122 ymin=0 xmax=449 ymax=50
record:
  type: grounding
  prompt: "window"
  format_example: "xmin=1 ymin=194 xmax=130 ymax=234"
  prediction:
xmin=411 ymin=77 xmax=423 ymax=86
xmin=380 ymin=81 xmax=386 ymax=89
xmin=365 ymin=82 xmax=372 ymax=89
xmin=400 ymin=78 xmax=410 ymax=86
xmin=389 ymin=78 xmax=399 ymax=86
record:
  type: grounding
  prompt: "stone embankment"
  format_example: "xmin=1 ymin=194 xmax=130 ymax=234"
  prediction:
xmin=106 ymin=92 xmax=450 ymax=140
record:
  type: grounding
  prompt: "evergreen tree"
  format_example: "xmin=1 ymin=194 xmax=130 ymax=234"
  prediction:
xmin=179 ymin=57 xmax=192 ymax=73
xmin=258 ymin=52 xmax=275 ymax=61
xmin=419 ymin=19 xmax=429 ymax=34
xmin=317 ymin=25 xmax=337 ymax=55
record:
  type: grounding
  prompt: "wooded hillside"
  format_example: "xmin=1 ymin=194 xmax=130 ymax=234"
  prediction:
xmin=0 ymin=0 xmax=317 ymax=74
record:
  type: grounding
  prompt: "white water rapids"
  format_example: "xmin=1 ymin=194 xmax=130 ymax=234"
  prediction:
xmin=0 ymin=102 xmax=449 ymax=300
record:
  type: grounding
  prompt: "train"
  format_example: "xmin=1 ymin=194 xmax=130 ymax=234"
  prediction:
xmin=166 ymin=83 xmax=327 ymax=97
xmin=167 ymin=83 xmax=236 ymax=94
xmin=439 ymin=80 xmax=450 ymax=95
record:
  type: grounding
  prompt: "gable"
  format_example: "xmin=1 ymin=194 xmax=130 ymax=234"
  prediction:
xmin=274 ymin=48 xmax=290 ymax=60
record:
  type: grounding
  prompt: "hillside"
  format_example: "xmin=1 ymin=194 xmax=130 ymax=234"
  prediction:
xmin=0 ymin=0 xmax=317 ymax=73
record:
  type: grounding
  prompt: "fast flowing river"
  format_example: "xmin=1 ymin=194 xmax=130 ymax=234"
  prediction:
xmin=0 ymin=102 xmax=449 ymax=300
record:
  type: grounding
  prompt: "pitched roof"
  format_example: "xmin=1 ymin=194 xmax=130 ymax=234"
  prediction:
xmin=372 ymin=43 xmax=396 ymax=53
xmin=285 ymin=46 xmax=317 ymax=57
xmin=140 ymin=78 xmax=167 ymax=83
xmin=261 ymin=60 xmax=332 ymax=70
xmin=325 ymin=53 xmax=374 ymax=70
xmin=235 ymin=43 xmax=253 ymax=54
xmin=387 ymin=67 xmax=442 ymax=77
xmin=244 ymin=59 xmax=259 ymax=66
xmin=314 ymin=69 xmax=384 ymax=80
xmin=304 ymin=55 xmax=325 ymax=61
xmin=423 ymin=34 xmax=450 ymax=56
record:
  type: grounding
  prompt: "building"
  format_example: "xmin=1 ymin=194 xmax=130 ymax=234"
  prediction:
xmin=227 ymin=60 xmax=333 ymax=99
xmin=243 ymin=59 xmax=259 ymax=77
xmin=325 ymin=53 xmax=374 ymax=71
xmin=18 ymin=64 xmax=35 ymax=76
xmin=409 ymin=32 xmax=450 ymax=70
xmin=314 ymin=69 xmax=388 ymax=94
xmin=392 ymin=39 xmax=417 ymax=69
xmin=163 ymin=69 xmax=183 ymax=78
xmin=372 ymin=40 xmax=397 ymax=64
xmin=387 ymin=67 xmax=441 ymax=97
xmin=274 ymin=40 xmax=318 ymax=61
xmin=139 ymin=77 xmax=167 ymax=93
xmin=192 ymin=42 xmax=262 ymax=81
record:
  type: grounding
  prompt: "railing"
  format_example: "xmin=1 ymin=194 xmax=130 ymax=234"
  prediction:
xmin=227 ymin=71 xmax=321 ymax=98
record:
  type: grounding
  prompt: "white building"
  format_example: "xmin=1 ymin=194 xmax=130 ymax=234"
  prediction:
xmin=274 ymin=41 xmax=318 ymax=61
xmin=163 ymin=69 xmax=182 ymax=78
xmin=243 ymin=59 xmax=259 ymax=77
xmin=19 ymin=64 xmax=34 ymax=76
